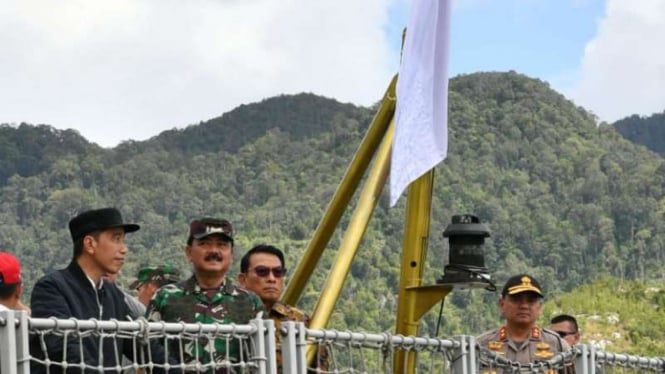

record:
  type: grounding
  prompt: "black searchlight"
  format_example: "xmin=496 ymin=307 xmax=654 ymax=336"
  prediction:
xmin=438 ymin=214 xmax=492 ymax=288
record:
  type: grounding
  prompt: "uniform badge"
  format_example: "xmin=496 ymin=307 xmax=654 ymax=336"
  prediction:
xmin=488 ymin=341 xmax=504 ymax=351
xmin=534 ymin=341 xmax=554 ymax=358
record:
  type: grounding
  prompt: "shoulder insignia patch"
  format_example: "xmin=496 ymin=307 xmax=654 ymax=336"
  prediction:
xmin=488 ymin=341 xmax=504 ymax=351
xmin=531 ymin=326 xmax=541 ymax=340
xmin=498 ymin=326 xmax=507 ymax=341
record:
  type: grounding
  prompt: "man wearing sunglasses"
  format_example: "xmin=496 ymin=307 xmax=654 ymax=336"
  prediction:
xmin=477 ymin=274 xmax=575 ymax=374
xmin=238 ymin=244 xmax=327 ymax=372
xmin=549 ymin=314 xmax=580 ymax=346
xmin=550 ymin=314 xmax=605 ymax=374
xmin=146 ymin=218 xmax=263 ymax=372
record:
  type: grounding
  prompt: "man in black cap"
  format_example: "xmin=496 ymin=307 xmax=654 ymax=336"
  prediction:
xmin=30 ymin=207 xmax=177 ymax=373
xmin=477 ymin=274 xmax=574 ymax=373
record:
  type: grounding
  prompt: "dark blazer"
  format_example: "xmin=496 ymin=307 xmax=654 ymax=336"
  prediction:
xmin=30 ymin=261 xmax=178 ymax=373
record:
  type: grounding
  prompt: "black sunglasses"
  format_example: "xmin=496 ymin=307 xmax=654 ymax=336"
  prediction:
xmin=555 ymin=331 xmax=577 ymax=338
xmin=251 ymin=266 xmax=287 ymax=278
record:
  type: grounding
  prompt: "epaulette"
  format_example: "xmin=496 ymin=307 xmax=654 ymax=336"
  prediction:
xmin=530 ymin=326 xmax=542 ymax=340
xmin=498 ymin=326 xmax=507 ymax=341
xmin=496 ymin=326 xmax=543 ymax=341
xmin=541 ymin=327 xmax=570 ymax=350
xmin=541 ymin=327 xmax=562 ymax=339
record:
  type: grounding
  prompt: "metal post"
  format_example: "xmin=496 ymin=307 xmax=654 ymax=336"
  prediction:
xmin=575 ymin=344 xmax=590 ymax=374
xmin=0 ymin=311 xmax=18 ymax=374
xmin=295 ymin=323 xmax=308 ymax=373
xmin=589 ymin=344 xmax=598 ymax=374
xmin=394 ymin=169 xmax=446 ymax=373
xmin=15 ymin=311 xmax=30 ymax=374
xmin=281 ymin=321 xmax=306 ymax=374
xmin=450 ymin=335 xmax=475 ymax=374
xmin=251 ymin=317 xmax=275 ymax=374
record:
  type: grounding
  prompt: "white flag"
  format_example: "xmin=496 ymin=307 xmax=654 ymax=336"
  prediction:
xmin=390 ymin=0 xmax=451 ymax=207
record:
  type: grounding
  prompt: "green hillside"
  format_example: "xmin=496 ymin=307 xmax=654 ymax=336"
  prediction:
xmin=0 ymin=72 xmax=663 ymax=354
xmin=543 ymin=276 xmax=665 ymax=356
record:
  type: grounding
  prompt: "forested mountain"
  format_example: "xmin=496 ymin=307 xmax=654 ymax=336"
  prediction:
xmin=110 ymin=93 xmax=367 ymax=162
xmin=0 ymin=123 xmax=100 ymax=186
xmin=0 ymin=72 xmax=664 ymax=353
xmin=613 ymin=111 xmax=665 ymax=157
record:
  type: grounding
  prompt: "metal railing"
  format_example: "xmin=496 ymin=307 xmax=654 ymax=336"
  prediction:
xmin=1 ymin=310 xmax=663 ymax=374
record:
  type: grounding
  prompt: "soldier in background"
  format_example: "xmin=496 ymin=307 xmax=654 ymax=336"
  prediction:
xmin=146 ymin=218 xmax=263 ymax=372
xmin=129 ymin=265 xmax=180 ymax=307
xmin=238 ymin=244 xmax=327 ymax=372
xmin=477 ymin=274 xmax=574 ymax=373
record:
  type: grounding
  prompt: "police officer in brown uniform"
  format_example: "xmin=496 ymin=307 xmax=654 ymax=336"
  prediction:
xmin=477 ymin=274 xmax=574 ymax=373
xmin=238 ymin=244 xmax=327 ymax=372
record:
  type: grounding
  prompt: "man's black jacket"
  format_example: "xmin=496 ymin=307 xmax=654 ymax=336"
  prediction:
xmin=30 ymin=261 xmax=179 ymax=373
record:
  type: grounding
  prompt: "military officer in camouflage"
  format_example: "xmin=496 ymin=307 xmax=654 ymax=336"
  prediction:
xmin=129 ymin=265 xmax=180 ymax=307
xmin=145 ymin=218 xmax=263 ymax=372
xmin=477 ymin=274 xmax=574 ymax=374
xmin=238 ymin=244 xmax=327 ymax=372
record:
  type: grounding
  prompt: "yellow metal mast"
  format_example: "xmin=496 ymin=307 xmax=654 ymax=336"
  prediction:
xmin=282 ymin=33 xmax=450 ymax=372
xmin=282 ymin=76 xmax=397 ymax=306
xmin=394 ymin=171 xmax=452 ymax=373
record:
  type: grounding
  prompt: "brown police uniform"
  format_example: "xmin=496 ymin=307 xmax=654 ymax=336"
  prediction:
xmin=477 ymin=273 xmax=575 ymax=374
xmin=269 ymin=301 xmax=328 ymax=372
xmin=477 ymin=325 xmax=571 ymax=369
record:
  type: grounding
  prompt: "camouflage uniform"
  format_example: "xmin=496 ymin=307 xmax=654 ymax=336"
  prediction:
xmin=477 ymin=326 xmax=574 ymax=374
xmin=269 ymin=302 xmax=328 ymax=372
xmin=129 ymin=264 xmax=181 ymax=290
xmin=145 ymin=275 xmax=263 ymax=371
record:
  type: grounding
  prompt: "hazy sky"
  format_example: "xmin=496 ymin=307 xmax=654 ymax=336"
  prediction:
xmin=2 ymin=0 xmax=664 ymax=147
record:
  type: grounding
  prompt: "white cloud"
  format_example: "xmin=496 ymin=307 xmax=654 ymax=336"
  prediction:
xmin=571 ymin=0 xmax=665 ymax=122
xmin=0 ymin=0 xmax=396 ymax=147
